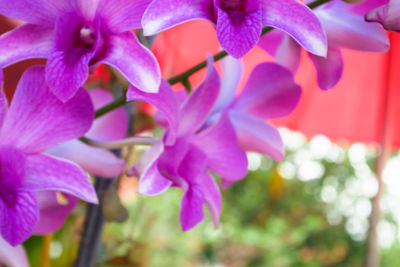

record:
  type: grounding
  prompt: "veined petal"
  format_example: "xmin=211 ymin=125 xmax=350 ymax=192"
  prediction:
xmin=180 ymin=183 xmax=205 ymax=231
xmin=23 ymin=154 xmax=98 ymax=204
xmin=229 ymin=110 xmax=284 ymax=160
xmin=33 ymin=191 xmax=78 ymax=235
xmin=262 ymin=0 xmax=327 ymax=56
xmin=47 ymin=140 xmax=125 ymax=178
xmin=86 ymin=89 xmax=127 ymax=142
xmin=178 ymin=56 xmax=220 ymax=137
xmin=0 ymin=24 xmax=53 ymax=68
xmin=76 ymin=0 xmax=101 ymax=21
xmin=199 ymin=172 xmax=221 ymax=228
xmin=308 ymin=47 xmax=343 ymax=90
xmin=142 ymin=0 xmax=214 ymax=36
xmin=102 ymin=31 xmax=161 ymax=94
xmin=0 ymin=191 xmax=38 ymax=246
xmin=233 ymin=63 xmax=301 ymax=119
xmin=216 ymin=5 xmax=262 ymax=58
xmin=192 ymin=113 xmax=248 ymax=181
xmin=178 ymin=144 xmax=208 ymax=183
xmin=0 ymin=75 xmax=6 ymax=128
xmin=99 ymin=0 xmax=152 ymax=33
xmin=316 ymin=7 xmax=389 ymax=52
xmin=127 ymin=80 xmax=179 ymax=145
xmin=0 ymin=236 xmax=29 ymax=267
xmin=366 ymin=1 xmax=399 ymax=32
xmin=0 ymin=66 xmax=94 ymax=154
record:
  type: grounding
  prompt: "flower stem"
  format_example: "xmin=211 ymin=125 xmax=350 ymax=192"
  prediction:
xmin=79 ymin=136 xmax=156 ymax=149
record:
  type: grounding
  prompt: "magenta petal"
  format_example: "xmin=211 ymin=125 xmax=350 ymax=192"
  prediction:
xmin=179 ymin=56 xmax=220 ymax=137
xmin=233 ymin=63 xmax=302 ymax=119
xmin=216 ymin=6 xmax=262 ymax=58
xmin=178 ymin=144 xmax=208 ymax=182
xmin=127 ymin=80 xmax=179 ymax=145
xmin=23 ymin=154 xmax=98 ymax=204
xmin=180 ymin=183 xmax=205 ymax=231
xmin=103 ymin=31 xmax=161 ymax=93
xmin=229 ymin=110 xmax=284 ymax=161
xmin=135 ymin=141 xmax=172 ymax=196
xmin=76 ymin=0 xmax=101 ymax=21
xmin=0 ymin=24 xmax=53 ymax=68
xmin=0 ymin=82 xmax=6 ymax=128
xmin=158 ymin=138 xmax=189 ymax=179
xmin=366 ymin=1 xmax=400 ymax=32
xmin=47 ymin=140 xmax=125 ymax=178
xmin=86 ymin=89 xmax=127 ymax=141
xmin=99 ymin=0 xmax=152 ymax=33
xmin=262 ymin=0 xmax=327 ymax=56
xmin=257 ymin=30 xmax=285 ymax=56
xmin=33 ymin=191 xmax=78 ymax=235
xmin=142 ymin=0 xmax=213 ymax=35
xmin=0 ymin=67 xmax=94 ymax=153
xmin=308 ymin=47 xmax=343 ymax=90
xmin=0 ymin=236 xmax=29 ymax=267
xmin=192 ymin=114 xmax=248 ymax=181
xmin=0 ymin=191 xmax=38 ymax=246
xmin=200 ymin=172 xmax=221 ymax=228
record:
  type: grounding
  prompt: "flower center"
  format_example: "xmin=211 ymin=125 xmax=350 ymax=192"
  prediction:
xmin=220 ymin=0 xmax=247 ymax=12
xmin=74 ymin=24 xmax=97 ymax=50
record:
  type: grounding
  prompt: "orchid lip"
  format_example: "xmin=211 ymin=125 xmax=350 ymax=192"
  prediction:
xmin=74 ymin=23 xmax=97 ymax=50
xmin=0 ymin=187 xmax=17 ymax=207
xmin=219 ymin=0 xmax=248 ymax=12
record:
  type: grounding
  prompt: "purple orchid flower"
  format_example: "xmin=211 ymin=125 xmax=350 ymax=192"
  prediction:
xmin=0 ymin=236 xmax=29 ymax=267
xmin=0 ymin=66 xmax=97 ymax=246
xmin=259 ymin=0 xmax=389 ymax=90
xmin=0 ymin=0 xmax=160 ymax=102
xmin=366 ymin=0 xmax=399 ymax=32
xmin=128 ymin=57 xmax=248 ymax=230
xmin=142 ymin=0 xmax=327 ymax=58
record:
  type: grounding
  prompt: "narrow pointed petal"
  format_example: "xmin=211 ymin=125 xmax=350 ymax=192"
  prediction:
xmin=0 ymin=192 xmax=38 ymax=246
xmin=0 ymin=67 xmax=94 ymax=153
xmin=216 ymin=7 xmax=262 ymax=58
xmin=0 ymin=24 xmax=53 ymax=68
xmin=192 ymin=114 xmax=248 ymax=181
xmin=308 ymin=47 xmax=343 ymax=90
xmin=180 ymin=183 xmax=205 ymax=231
xmin=262 ymin=0 xmax=327 ymax=56
xmin=316 ymin=7 xmax=389 ymax=52
xmin=142 ymin=0 xmax=213 ymax=36
xmin=103 ymin=31 xmax=161 ymax=93
xmin=229 ymin=110 xmax=284 ymax=160
xmin=47 ymin=140 xmax=125 ymax=178
xmin=86 ymin=89 xmax=127 ymax=141
xmin=366 ymin=1 xmax=400 ymax=32
xmin=33 ymin=191 xmax=78 ymax=235
xmin=0 ymin=80 xmax=6 ymax=128
xmin=200 ymin=172 xmax=221 ymax=228
xmin=0 ymin=236 xmax=29 ymax=267
xmin=99 ymin=0 xmax=152 ymax=33
xmin=233 ymin=63 xmax=301 ymax=119
xmin=23 ymin=154 xmax=98 ymax=204
xmin=134 ymin=141 xmax=172 ymax=196
xmin=127 ymin=80 xmax=179 ymax=145
xmin=179 ymin=56 xmax=220 ymax=137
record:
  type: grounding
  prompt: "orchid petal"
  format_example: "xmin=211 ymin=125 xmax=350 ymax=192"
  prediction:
xmin=23 ymin=154 xmax=98 ymax=204
xmin=158 ymin=138 xmax=189 ymax=180
xmin=103 ymin=31 xmax=161 ymax=93
xmin=86 ymin=89 xmax=127 ymax=141
xmin=33 ymin=191 xmax=78 ymax=235
xmin=215 ymin=5 xmax=262 ymax=58
xmin=200 ymin=172 xmax=221 ymax=228
xmin=366 ymin=1 xmax=400 ymax=32
xmin=233 ymin=63 xmax=301 ymax=119
xmin=179 ymin=56 xmax=220 ymax=137
xmin=262 ymin=0 xmax=327 ymax=56
xmin=229 ymin=110 xmax=284 ymax=160
xmin=257 ymin=30 xmax=285 ymax=56
xmin=0 ymin=236 xmax=29 ymax=267
xmin=127 ymin=80 xmax=179 ymax=145
xmin=0 ymin=24 xmax=53 ymax=68
xmin=142 ymin=0 xmax=213 ymax=36
xmin=47 ymin=140 xmax=125 ymax=178
xmin=0 ymin=191 xmax=38 ymax=246
xmin=308 ymin=47 xmax=343 ymax=90
xmin=76 ymin=0 xmax=100 ymax=21
xmin=192 ymin=114 xmax=248 ymax=181
xmin=0 ymin=66 xmax=94 ymax=153
xmin=0 ymin=79 xmax=6 ymax=128
xmin=180 ymin=183 xmax=205 ymax=231
xmin=178 ymin=144 xmax=208 ymax=182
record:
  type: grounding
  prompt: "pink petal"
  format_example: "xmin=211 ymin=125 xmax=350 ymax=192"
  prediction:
xmin=142 ymin=0 xmax=213 ymax=36
xmin=47 ymin=140 xmax=125 ymax=178
xmin=0 ymin=77 xmax=6 ymax=128
xmin=229 ymin=110 xmax=284 ymax=161
xmin=308 ymin=47 xmax=343 ymax=90
xmin=0 ymin=236 xmax=29 ymax=267
xmin=86 ymin=89 xmax=127 ymax=142
xmin=102 ymin=31 xmax=161 ymax=93
xmin=0 ymin=191 xmax=38 ymax=246
xmin=23 ymin=153 xmax=98 ymax=204
xmin=33 ymin=191 xmax=78 ymax=235
xmin=0 ymin=24 xmax=53 ymax=68
xmin=76 ymin=0 xmax=101 ymax=21
xmin=233 ymin=63 xmax=302 ymax=119
xmin=262 ymin=0 xmax=327 ymax=56
xmin=366 ymin=1 xmax=399 ymax=32
xmin=200 ymin=172 xmax=221 ymax=228
xmin=180 ymin=183 xmax=205 ymax=231
xmin=177 ymin=144 xmax=208 ymax=182
xmin=0 ymin=66 xmax=94 ymax=154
